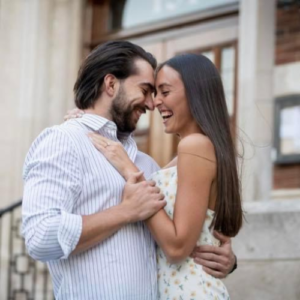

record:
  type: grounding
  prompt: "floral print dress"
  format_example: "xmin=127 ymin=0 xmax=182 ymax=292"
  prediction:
xmin=150 ymin=166 xmax=230 ymax=300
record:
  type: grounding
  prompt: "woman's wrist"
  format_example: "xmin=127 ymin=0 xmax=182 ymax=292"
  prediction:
xmin=123 ymin=164 xmax=140 ymax=181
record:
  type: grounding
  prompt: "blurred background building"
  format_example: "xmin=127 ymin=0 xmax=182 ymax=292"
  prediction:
xmin=0 ymin=0 xmax=299 ymax=299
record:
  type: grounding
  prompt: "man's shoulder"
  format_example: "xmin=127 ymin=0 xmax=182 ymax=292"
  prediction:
xmin=25 ymin=121 xmax=86 ymax=161
xmin=33 ymin=120 xmax=86 ymax=146
xmin=58 ymin=119 xmax=88 ymax=138
xmin=136 ymin=151 xmax=157 ymax=163
xmin=23 ymin=121 xmax=88 ymax=179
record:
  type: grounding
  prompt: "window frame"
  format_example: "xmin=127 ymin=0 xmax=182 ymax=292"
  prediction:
xmin=274 ymin=95 xmax=300 ymax=165
xmin=85 ymin=0 xmax=239 ymax=49
xmin=188 ymin=41 xmax=238 ymax=137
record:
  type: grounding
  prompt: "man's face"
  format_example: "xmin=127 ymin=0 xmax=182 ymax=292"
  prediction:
xmin=110 ymin=59 xmax=155 ymax=133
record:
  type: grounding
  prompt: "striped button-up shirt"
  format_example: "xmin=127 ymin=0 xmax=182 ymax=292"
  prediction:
xmin=22 ymin=114 xmax=160 ymax=300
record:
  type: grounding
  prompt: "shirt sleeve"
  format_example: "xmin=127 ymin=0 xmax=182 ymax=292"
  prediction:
xmin=22 ymin=127 xmax=82 ymax=262
xmin=135 ymin=152 xmax=161 ymax=179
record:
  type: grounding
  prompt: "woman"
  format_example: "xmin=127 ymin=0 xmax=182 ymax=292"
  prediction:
xmin=70 ymin=53 xmax=243 ymax=299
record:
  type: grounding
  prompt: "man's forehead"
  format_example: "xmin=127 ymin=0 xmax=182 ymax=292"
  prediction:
xmin=129 ymin=63 xmax=155 ymax=87
xmin=134 ymin=59 xmax=154 ymax=75
xmin=127 ymin=72 xmax=154 ymax=86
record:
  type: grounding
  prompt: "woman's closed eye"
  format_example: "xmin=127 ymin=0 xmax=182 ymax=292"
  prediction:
xmin=162 ymin=91 xmax=170 ymax=96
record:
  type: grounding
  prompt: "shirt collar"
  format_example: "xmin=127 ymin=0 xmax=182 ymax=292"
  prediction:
xmin=76 ymin=113 xmax=116 ymax=132
xmin=76 ymin=113 xmax=138 ymax=162
xmin=76 ymin=113 xmax=134 ymax=142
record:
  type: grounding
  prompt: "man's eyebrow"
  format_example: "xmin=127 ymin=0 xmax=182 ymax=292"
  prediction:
xmin=139 ymin=82 xmax=155 ymax=92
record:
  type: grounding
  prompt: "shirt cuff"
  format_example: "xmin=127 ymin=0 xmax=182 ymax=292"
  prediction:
xmin=58 ymin=211 xmax=82 ymax=259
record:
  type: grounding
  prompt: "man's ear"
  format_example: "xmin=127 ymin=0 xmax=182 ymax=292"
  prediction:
xmin=103 ymin=74 xmax=118 ymax=97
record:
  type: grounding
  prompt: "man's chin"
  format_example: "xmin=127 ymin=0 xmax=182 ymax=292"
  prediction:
xmin=114 ymin=114 xmax=138 ymax=133
xmin=129 ymin=124 xmax=137 ymax=133
xmin=127 ymin=117 xmax=138 ymax=132
xmin=117 ymin=123 xmax=136 ymax=133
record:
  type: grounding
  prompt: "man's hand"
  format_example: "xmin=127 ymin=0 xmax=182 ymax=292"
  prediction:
xmin=191 ymin=231 xmax=236 ymax=278
xmin=121 ymin=172 xmax=166 ymax=222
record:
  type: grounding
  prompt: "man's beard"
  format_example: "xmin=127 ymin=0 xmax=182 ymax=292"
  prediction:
xmin=110 ymin=85 xmax=138 ymax=133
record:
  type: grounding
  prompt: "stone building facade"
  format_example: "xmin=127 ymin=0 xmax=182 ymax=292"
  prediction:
xmin=0 ymin=0 xmax=299 ymax=299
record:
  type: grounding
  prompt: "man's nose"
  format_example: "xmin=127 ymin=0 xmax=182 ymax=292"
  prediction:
xmin=145 ymin=94 xmax=155 ymax=111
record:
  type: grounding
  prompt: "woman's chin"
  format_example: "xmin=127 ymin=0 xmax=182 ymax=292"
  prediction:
xmin=164 ymin=127 xmax=174 ymax=134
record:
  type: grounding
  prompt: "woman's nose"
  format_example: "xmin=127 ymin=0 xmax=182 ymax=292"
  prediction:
xmin=153 ymin=94 xmax=162 ymax=107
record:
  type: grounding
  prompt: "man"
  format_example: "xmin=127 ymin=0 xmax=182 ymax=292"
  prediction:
xmin=22 ymin=41 xmax=236 ymax=300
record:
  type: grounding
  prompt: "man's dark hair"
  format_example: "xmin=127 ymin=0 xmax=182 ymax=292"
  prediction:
xmin=74 ymin=41 xmax=157 ymax=109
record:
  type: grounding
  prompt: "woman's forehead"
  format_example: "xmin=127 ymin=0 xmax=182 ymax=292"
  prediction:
xmin=155 ymin=65 xmax=181 ymax=87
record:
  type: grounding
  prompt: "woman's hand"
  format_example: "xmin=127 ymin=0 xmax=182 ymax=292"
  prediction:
xmin=88 ymin=133 xmax=139 ymax=180
xmin=64 ymin=108 xmax=84 ymax=121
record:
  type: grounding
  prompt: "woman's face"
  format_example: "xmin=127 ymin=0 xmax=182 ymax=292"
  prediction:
xmin=154 ymin=65 xmax=199 ymax=138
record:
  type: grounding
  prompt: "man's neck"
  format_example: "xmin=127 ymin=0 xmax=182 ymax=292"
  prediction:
xmin=84 ymin=103 xmax=112 ymax=121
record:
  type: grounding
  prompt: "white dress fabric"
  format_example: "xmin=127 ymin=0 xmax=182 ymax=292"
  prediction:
xmin=150 ymin=166 xmax=230 ymax=300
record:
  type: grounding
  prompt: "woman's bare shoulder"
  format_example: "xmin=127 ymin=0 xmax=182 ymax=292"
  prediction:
xmin=178 ymin=133 xmax=215 ymax=162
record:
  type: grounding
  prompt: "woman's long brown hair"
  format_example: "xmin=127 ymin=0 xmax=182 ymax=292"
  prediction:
xmin=157 ymin=54 xmax=243 ymax=237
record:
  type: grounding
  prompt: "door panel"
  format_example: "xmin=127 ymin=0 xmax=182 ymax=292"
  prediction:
xmin=130 ymin=16 xmax=239 ymax=166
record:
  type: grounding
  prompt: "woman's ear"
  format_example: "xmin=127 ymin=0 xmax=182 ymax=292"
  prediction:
xmin=103 ymin=74 xmax=118 ymax=97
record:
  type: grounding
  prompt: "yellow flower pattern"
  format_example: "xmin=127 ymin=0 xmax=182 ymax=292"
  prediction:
xmin=151 ymin=167 xmax=230 ymax=300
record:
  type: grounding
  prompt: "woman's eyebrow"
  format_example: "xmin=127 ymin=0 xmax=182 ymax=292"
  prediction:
xmin=157 ymin=83 xmax=172 ymax=89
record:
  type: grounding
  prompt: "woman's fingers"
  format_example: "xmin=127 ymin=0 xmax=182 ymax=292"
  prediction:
xmin=88 ymin=133 xmax=121 ymax=159
xmin=89 ymin=135 xmax=107 ymax=150
xmin=87 ymin=132 xmax=137 ymax=179
xmin=64 ymin=108 xmax=84 ymax=121
xmin=88 ymin=133 xmax=116 ymax=147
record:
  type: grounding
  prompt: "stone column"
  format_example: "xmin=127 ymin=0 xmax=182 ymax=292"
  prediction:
xmin=0 ymin=0 xmax=83 ymax=298
xmin=237 ymin=0 xmax=276 ymax=202
xmin=0 ymin=0 xmax=83 ymax=208
xmin=222 ymin=2 xmax=300 ymax=299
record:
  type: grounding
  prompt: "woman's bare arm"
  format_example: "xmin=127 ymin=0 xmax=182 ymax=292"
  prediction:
xmin=163 ymin=156 xmax=177 ymax=169
xmin=89 ymin=132 xmax=215 ymax=263
xmin=89 ymin=132 xmax=237 ymax=275
xmin=146 ymin=134 xmax=216 ymax=263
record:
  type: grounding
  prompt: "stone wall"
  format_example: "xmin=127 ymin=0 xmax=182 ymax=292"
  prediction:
xmin=224 ymin=200 xmax=300 ymax=300
xmin=0 ymin=1 xmax=83 ymax=298
xmin=0 ymin=0 xmax=83 ymax=209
